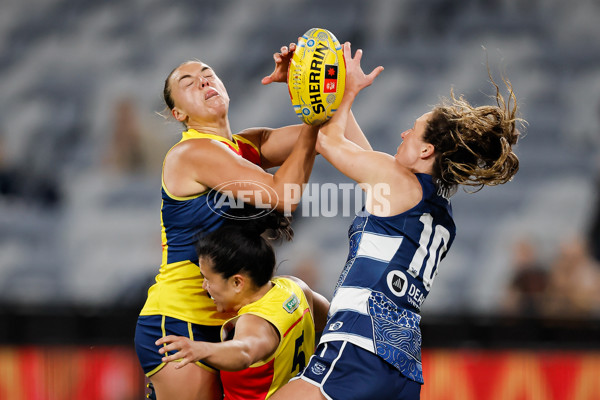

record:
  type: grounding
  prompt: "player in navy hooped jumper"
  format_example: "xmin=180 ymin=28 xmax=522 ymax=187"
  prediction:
xmin=271 ymin=42 xmax=522 ymax=400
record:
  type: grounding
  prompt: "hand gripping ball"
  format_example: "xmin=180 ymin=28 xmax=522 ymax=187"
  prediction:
xmin=287 ymin=28 xmax=346 ymax=126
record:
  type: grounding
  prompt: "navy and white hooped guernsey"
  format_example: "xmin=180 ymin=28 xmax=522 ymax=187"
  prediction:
xmin=320 ymin=173 xmax=456 ymax=384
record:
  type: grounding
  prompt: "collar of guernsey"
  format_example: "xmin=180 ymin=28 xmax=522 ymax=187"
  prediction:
xmin=140 ymin=129 xmax=261 ymax=326
xmin=180 ymin=129 xmax=261 ymax=164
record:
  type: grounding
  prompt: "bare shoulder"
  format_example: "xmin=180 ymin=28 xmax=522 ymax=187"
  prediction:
xmin=166 ymin=137 xmax=226 ymax=159
xmin=278 ymin=276 xmax=312 ymax=299
xmin=278 ymin=275 xmax=330 ymax=333
xmin=392 ymin=159 xmax=423 ymax=189
xmin=368 ymin=159 xmax=424 ymax=217
xmin=166 ymin=138 xmax=246 ymax=173
xmin=278 ymin=275 xmax=307 ymax=288
xmin=162 ymin=139 xmax=236 ymax=197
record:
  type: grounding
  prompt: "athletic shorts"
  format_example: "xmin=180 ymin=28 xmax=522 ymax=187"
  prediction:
xmin=293 ymin=340 xmax=421 ymax=400
xmin=134 ymin=315 xmax=222 ymax=377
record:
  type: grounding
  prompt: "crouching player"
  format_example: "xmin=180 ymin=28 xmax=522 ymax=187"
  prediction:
xmin=156 ymin=209 xmax=329 ymax=400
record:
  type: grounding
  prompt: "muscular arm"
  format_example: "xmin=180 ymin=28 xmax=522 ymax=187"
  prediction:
xmin=156 ymin=314 xmax=280 ymax=371
xmin=238 ymin=125 xmax=306 ymax=169
xmin=317 ymin=43 xmax=421 ymax=216
xmin=316 ymin=42 xmax=387 ymax=187
xmin=240 ymin=111 xmax=371 ymax=170
xmin=164 ymin=124 xmax=318 ymax=214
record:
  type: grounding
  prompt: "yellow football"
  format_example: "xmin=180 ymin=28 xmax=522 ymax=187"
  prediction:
xmin=287 ymin=28 xmax=346 ymax=126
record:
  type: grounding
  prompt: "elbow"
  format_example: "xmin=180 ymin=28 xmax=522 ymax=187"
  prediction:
xmin=272 ymin=184 xmax=303 ymax=214
xmin=221 ymin=351 xmax=253 ymax=372
xmin=316 ymin=130 xmax=339 ymax=159
xmin=236 ymin=351 xmax=254 ymax=371
xmin=315 ymin=131 xmax=326 ymax=155
xmin=288 ymin=202 xmax=299 ymax=213
xmin=273 ymin=201 xmax=298 ymax=214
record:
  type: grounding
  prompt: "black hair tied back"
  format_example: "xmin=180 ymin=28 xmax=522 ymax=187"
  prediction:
xmin=195 ymin=205 xmax=293 ymax=286
xmin=225 ymin=205 xmax=293 ymax=242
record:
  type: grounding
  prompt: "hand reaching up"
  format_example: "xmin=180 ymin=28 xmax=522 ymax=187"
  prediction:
xmin=341 ymin=42 xmax=384 ymax=98
xmin=261 ymin=40 xmax=299 ymax=85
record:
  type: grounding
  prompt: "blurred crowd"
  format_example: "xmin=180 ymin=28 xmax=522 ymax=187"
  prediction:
xmin=500 ymin=236 xmax=600 ymax=319
xmin=500 ymin=173 xmax=600 ymax=319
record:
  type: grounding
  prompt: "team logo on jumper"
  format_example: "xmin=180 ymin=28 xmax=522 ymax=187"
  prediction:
xmin=386 ymin=270 xmax=408 ymax=297
xmin=323 ymin=64 xmax=338 ymax=93
xmin=207 ymin=180 xmax=278 ymax=220
xmin=328 ymin=321 xmax=343 ymax=331
xmin=311 ymin=362 xmax=327 ymax=376
xmin=283 ymin=294 xmax=300 ymax=313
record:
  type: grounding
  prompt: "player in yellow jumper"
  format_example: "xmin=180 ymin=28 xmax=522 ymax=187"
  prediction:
xmin=156 ymin=209 xmax=329 ymax=400
xmin=135 ymin=41 xmax=371 ymax=400
xmin=134 ymin=55 xmax=320 ymax=400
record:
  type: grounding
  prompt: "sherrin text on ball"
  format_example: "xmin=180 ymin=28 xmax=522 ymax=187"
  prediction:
xmin=288 ymin=28 xmax=346 ymax=125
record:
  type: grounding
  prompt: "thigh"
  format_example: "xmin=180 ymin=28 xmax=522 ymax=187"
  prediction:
xmin=270 ymin=378 xmax=326 ymax=400
xmin=151 ymin=361 xmax=222 ymax=400
xmin=297 ymin=341 xmax=421 ymax=400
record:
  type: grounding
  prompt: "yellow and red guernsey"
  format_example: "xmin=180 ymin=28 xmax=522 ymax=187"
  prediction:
xmin=220 ymin=277 xmax=316 ymax=400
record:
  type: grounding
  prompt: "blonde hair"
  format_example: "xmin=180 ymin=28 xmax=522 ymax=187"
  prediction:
xmin=424 ymin=72 xmax=524 ymax=195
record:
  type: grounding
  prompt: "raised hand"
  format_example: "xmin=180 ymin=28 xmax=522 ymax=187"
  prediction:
xmin=261 ymin=40 xmax=299 ymax=85
xmin=341 ymin=42 xmax=384 ymax=97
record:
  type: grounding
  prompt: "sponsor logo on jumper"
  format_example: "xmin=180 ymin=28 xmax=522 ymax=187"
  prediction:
xmin=283 ymin=294 xmax=300 ymax=313
xmin=387 ymin=270 xmax=408 ymax=297
xmin=407 ymin=284 xmax=426 ymax=310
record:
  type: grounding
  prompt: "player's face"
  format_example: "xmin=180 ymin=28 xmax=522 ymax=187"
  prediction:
xmin=169 ymin=61 xmax=230 ymax=124
xmin=199 ymin=257 xmax=238 ymax=313
xmin=394 ymin=112 xmax=432 ymax=167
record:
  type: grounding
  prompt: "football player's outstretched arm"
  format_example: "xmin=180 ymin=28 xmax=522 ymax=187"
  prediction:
xmin=156 ymin=314 xmax=280 ymax=371
xmin=317 ymin=42 xmax=384 ymax=184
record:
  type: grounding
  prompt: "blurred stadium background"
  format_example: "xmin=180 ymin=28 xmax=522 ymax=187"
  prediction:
xmin=1 ymin=0 xmax=599 ymax=398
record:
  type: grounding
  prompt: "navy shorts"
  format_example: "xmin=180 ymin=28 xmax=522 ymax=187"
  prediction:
xmin=294 ymin=340 xmax=421 ymax=400
xmin=134 ymin=315 xmax=222 ymax=377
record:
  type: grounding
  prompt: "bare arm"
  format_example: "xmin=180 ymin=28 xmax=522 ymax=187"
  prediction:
xmin=344 ymin=110 xmax=372 ymax=151
xmin=240 ymin=108 xmax=371 ymax=169
xmin=164 ymin=123 xmax=318 ymax=214
xmin=317 ymin=43 xmax=422 ymax=216
xmin=317 ymin=42 xmax=385 ymax=186
xmin=238 ymin=125 xmax=306 ymax=169
xmin=156 ymin=314 xmax=280 ymax=371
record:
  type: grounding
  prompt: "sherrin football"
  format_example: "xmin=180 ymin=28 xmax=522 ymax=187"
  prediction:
xmin=288 ymin=28 xmax=346 ymax=126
